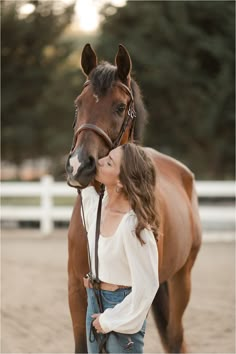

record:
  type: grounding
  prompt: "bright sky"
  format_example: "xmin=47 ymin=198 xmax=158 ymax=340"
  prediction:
xmin=19 ymin=0 xmax=126 ymax=32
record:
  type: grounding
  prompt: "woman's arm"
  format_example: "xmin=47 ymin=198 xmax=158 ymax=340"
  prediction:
xmin=98 ymin=220 xmax=159 ymax=334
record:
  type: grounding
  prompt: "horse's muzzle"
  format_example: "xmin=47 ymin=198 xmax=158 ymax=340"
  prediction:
xmin=66 ymin=150 xmax=96 ymax=188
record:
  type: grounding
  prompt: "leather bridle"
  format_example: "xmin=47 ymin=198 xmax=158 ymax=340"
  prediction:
xmin=73 ymin=80 xmax=136 ymax=150
xmin=75 ymin=79 xmax=136 ymax=352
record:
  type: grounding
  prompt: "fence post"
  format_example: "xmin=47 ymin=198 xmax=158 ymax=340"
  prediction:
xmin=40 ymin=175 xmax=53 ymax=235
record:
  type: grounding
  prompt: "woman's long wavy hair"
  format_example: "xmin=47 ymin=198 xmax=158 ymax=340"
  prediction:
xmin=119 ymin=143 xmax=160 ymax=244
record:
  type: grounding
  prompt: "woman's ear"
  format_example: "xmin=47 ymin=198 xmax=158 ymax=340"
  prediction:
xmin=115 ymin=181 xmax=123 ymax=194
xmin=116 ymin=181 xmax=123 ymax=189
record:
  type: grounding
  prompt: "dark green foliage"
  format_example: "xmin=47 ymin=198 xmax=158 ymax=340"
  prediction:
xmin=1 ymin=0 xmax=82 ymax=171
xmin=97 ymin=1 xmax=235 ymax=179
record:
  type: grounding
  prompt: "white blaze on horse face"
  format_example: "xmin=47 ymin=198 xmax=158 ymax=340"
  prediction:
xmin=93 ymin=94 xmax=99 ymax=103
xmin=70 ymin=155 xmax=81 ymax=176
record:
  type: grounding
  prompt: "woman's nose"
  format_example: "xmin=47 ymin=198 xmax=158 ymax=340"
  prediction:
xmin=97 ymin=158 xmax=103 ymax=166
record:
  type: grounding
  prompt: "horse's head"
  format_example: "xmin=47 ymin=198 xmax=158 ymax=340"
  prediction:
xmin=66 ymin=43 xmax=147 ymax=188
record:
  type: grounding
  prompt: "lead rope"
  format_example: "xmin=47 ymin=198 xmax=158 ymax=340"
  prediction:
xmin=93 ymin=184 xmax=110 ymax=353
xmin=78 ymin=185 xmax=109 ymax=353
xmin=77 ymin=189 xmax=93 ymax=276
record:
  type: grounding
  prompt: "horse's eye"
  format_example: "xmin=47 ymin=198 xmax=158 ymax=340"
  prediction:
xmin=116 ymin=104 xmax=126 ymax=115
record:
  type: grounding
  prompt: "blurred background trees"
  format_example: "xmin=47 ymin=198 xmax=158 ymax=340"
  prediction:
xmin=97 ymin=1 xmax=235 ymax=179
xmin=1 ymin=0 xmax=83 ymax=171
xmin=1 ymin=0 xmax=235 ymax=179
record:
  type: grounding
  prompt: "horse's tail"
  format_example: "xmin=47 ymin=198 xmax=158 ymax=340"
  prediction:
xmin=151 ymin=281 xmax=169 ymax=351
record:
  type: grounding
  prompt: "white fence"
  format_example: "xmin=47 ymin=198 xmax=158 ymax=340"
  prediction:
xmin=1 ymin=176 xmax=235 ymax=236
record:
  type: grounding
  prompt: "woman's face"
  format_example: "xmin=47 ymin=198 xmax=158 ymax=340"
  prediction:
xmin=96 ymin=147 xmax=123 ymax=186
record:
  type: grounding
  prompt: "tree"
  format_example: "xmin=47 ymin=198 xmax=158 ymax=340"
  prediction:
xmin=1 ymin=0 xmax=83 ymax=170
xmin=96 ymin=1 xmax=235 ymax=179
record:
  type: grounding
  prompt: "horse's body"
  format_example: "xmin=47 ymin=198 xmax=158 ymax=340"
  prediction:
xmin=66 ymin=44 xmax=202 ymax=353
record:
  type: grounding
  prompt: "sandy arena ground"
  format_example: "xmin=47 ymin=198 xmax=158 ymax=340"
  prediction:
xmin=1 ymin=230 xmax=235 ymax=354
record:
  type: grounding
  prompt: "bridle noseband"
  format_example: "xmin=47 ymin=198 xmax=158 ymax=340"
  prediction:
xmin=73 ymin=80 xmax=136 ymax=150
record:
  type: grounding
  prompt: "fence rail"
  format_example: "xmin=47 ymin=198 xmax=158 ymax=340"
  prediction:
xmin=1 ymin=176 xmax=235 ymax=236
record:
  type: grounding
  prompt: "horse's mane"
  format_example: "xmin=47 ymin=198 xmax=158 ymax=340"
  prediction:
xmin=89 ymin=61 xmax=148 ymax=142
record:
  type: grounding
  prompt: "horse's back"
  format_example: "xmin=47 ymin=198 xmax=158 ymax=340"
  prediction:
xmin=144 ymin=147 xmax=202 ymax=281
xmin=145 ymin=147 xmax=194 ymax=192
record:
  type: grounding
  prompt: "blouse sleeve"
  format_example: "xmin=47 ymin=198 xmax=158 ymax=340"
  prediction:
xmin=99 ymin=216 xmax=159 ymax=334
xmin=80 ymin=186 xmax=99 ymax=230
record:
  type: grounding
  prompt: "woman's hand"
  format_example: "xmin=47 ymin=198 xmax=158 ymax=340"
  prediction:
xmin=91 ymin=313 xmax=106 ymax=334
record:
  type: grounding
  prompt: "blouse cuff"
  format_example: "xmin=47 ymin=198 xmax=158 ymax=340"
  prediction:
xmin=99 ymin=312 xmax=111 ymax=334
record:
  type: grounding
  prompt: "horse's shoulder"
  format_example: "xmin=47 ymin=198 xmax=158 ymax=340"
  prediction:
xmin=144 ymin=147 xmax=193 ymax=175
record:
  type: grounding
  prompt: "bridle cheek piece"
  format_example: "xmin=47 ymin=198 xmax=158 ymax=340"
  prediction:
xmin=72 ymin=80 xmax=136 ymax=150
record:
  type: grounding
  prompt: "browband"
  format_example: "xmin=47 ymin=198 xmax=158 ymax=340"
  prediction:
xmin=83 ymin=80 xmax=134 ymax=101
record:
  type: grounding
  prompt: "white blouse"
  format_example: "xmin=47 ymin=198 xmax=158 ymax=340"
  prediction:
xmin=81 ymin=186 xmax=159 ymax=334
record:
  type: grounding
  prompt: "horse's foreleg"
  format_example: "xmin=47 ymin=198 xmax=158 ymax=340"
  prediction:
xmin=68 ymin=196 xmax=89 ymax=353
xmin=68 ymin=269 xmax=87 ymax=353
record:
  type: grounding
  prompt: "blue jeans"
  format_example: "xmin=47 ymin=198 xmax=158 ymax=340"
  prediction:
xmin=86 ymin=287 xmax=146 ymax=353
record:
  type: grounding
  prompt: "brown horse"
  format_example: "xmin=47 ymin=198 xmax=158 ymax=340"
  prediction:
xmin=66 ymin=43 xmax=202 ymax=353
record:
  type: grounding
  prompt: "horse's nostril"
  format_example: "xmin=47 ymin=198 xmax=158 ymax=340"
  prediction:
xmin=86 ymin=156 xmax=96 ymax=172
xmin=67 ymin=165 xmax=73 ymax=174
xmin=88 ymin=156 xmax=95 ymax=166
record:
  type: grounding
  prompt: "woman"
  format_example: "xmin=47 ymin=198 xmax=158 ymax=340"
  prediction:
xmin=81 ymin=143 xmax=159 ymax=353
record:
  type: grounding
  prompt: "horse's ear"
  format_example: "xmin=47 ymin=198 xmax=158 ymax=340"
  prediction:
xmin=81 ymin=43 xmax=98 ymax=76
xmin=115 ymin=44 xmax=132 ymax=82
